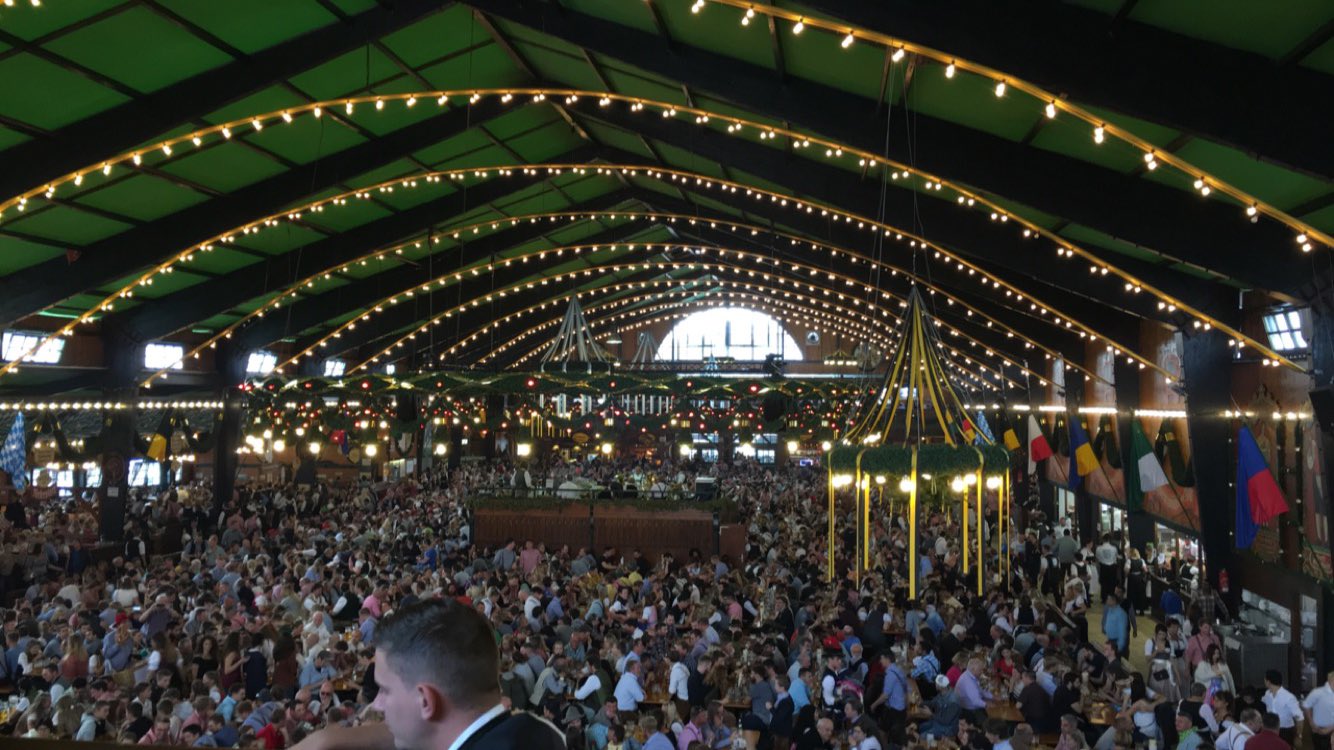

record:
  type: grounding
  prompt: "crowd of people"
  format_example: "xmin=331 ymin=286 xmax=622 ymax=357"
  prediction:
xmin=0 ymin=454 xmax=1331 ymax=750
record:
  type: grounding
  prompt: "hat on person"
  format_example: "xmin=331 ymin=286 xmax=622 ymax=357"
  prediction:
xmin=935 ymin=675 xmax=951 ymax=689
xmin=951 ymin=624 xmax=967 ymax=637
xmin=114 ymin=612 xmax=130 ymax=626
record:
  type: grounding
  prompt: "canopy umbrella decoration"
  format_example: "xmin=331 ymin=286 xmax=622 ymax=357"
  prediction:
xmin=538 ymin=297 xmax=614 ymax=373
xmin=826 ymin=287 xmax=1012 ymax=596
xmin=629 ymin=331 xmax=659 ymax=368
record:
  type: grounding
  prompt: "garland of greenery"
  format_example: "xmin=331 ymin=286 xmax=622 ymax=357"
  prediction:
xmin=827 ymin=442 xmax=1012 ymax=475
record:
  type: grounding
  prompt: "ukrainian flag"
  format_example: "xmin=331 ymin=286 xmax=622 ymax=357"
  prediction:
xmin=1068 ymin=417 xmax=1098 ymax=488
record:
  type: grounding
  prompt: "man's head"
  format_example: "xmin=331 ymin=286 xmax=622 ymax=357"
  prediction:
xmin=690 ymin=705 xmax=708 ymax=727
xmin=1264 ymin=670 xmax=1282 ymax=691
xmin=816 ymin=718 xmax=834 ymax=741
xmin=1174 ymin=712 xmax=1194 ymax=733
xmin=1061 ymin=715 xmax=1080 ymax=735
xmin=1262 ymin=712 xmax=1281 ymax=733
xmin=371 ymin=599 xmax=502 ymax=750
xmin=1240 ymin=708 xmax=1262 ymax=732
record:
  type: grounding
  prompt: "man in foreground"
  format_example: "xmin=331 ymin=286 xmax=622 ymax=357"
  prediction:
xmin=292 ymin=599 xmax=564 ymax=750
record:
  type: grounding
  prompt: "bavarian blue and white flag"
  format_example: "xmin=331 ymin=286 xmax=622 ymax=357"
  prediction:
xmin=975 ymin=410 xmax=996 ymax=445
xmin=1 ymin=412 xmax=27 ymax=492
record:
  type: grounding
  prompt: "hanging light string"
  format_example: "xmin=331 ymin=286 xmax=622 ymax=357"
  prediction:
xmin=139 ymin=207 xmax=1114 ymax=387
xmin=333 ymin=243 xmax=1113 ymax=383
xmin=685 ymin=2 xmax=1323 ymax=250
xmin=3 ymin=163 xmax=1295 ymax=383
xmin=461 ymin=281 xmax=1017 ymax=391
xmin=0 ymin=91 xmax=1309 ymax=370
xmin=494 ymin=295 xmax=1009 ymax=394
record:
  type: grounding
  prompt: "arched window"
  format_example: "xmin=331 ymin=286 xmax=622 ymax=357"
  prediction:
xmin=657 ymin=307 xmax=802 ymax=361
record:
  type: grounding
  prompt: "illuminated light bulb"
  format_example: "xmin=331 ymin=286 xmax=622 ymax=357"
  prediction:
xmin=102 ymin=163 xmax=112 ymax=176
xmin=792 ymin=18 xmax=804 ymax=33
xmin=375 ymin=98 xmax=384 ymax=110
xmin=994 ymin=80 xmax=1006 ymax=97
xmin=898 ymin=477 xmax=915 ymax=493
xmin=1246 ymin=205 xmax=1258 ymax=217
xmin=345 ymin=101 xmax=354 ymax=114
xmin=251 ymin=118 xmax=262 ymax=131
xmin=1093 ymin=126 xmax=1105 ymax=144
xmin=221 ymin=127 xmax=232 ymax=139
xmin=1193 ymin=178 xmax=1204 ymax=189
xmin=161 ymin=144 xmax=172 ymax=156
xmin=132 ymin=153 xmax=142 ymax=166
xmin=272 ymin=439 xmax=285 ymax=452
xmin=406 ymin=96 xmax=416 ymax=107
xmin=281 ymin=111 xmax=293 ymax=123
xmin=73 ymin=174 xmax=83 ymax=186
xmin=945 ymin=62 xmax=956 ymax=78
xmin=434 ymin=442 xmax=447 ymax=456
xmin=965 ymin=473 xmax=977 ymax=485
xmin=690 ymin=0 xmax=703 ymax=13
xmin=986 ymin=476 xmax=1002 ymax=490
xmin=364 ymin=444 xmax=378 ymax=457
xmin=841 ymin=32 xmax=854 ymax=48
xmin=1045 ymin=101 xmax=1057 ymax=119
xmin=891 ymin=46 xmax=906 ymax=62
xmin=308 ymin=442 xmax=321 ymax=455
xmin=951 ymin=477 xmax=966 ymax=493
xmin=191 ymin=135 xmax=202 ymax=146
xmin=313 ymin=106 xmax=322 ymax=118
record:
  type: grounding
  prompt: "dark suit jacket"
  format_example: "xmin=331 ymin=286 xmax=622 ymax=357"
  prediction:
xmin=457 ymin=710 xmax=566 ymax=750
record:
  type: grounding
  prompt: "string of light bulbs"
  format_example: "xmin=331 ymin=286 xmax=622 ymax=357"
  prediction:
xmin=0 ymin=92 xmax=1308 ymax=377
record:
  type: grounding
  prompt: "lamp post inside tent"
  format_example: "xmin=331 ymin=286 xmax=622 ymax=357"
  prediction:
xmin=975 ymin=469 xmax=984 ymax=596
xmin=826 ymin=460 xmax=835 ymax=582
xmin=908 ymin=446 xmax=918 ymax=600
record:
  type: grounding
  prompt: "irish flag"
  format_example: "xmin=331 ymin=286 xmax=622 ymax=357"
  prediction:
xmin=1027 ymin=414 xmax=1053 ymax=474
xmin=1126 ymin=419 xmax=1169 ymax=512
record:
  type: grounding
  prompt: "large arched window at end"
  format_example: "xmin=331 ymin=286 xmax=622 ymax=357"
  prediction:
xmin=656 ymin=307 xmax=802 ymax=361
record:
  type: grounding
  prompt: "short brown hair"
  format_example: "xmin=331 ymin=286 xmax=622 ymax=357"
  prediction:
xmin=376 ymin=598 xmax=500 ymax=709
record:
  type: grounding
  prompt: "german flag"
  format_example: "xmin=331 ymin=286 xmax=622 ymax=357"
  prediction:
xmin=1001 ymin=410 xmax=1021 ymax=451
xmin=145 ymin=411 xmax=175 ymax=461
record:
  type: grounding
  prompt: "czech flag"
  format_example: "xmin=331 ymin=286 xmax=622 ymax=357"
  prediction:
xmin=1068 ymin=417 xmax=1099 ymax=489
xmin=1235 ymin=425 xmax=1289 ymax=549
xmin=1027 ymin=414 xmax=1053 ymax=475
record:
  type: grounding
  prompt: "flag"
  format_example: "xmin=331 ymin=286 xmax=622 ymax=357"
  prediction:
xmin=1001 ymin=410 xmax=1020 ymax=451
xmin=1068 ymin=418 xmax=1099 ymax=488
xmin=145 ymin=411 xmax=174 ymax=461
xmin=960 ymin=415 xmax=977 ymax=444
xmin=1027 ymin=415 xmax=1053 ymax=474
xmin=975 ymin=411 xmax=995 ymax=444
xmin=1235 ymin=425 xmax=1289 ymax=549
xmin=1 ymin=413 xmax=27 ymax=492
xmin=1126 ymin=419 xmax=1169 ymax=513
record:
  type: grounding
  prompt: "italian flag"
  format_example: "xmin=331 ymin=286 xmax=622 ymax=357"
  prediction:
xmin=1027 ymin=414 xmax=1053 ymax=474
xmin=1126 ymin=419 xmax=1169 ymax=512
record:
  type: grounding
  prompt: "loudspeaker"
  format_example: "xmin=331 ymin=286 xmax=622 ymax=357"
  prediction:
xmin=1310 ymin=387 xmax=1334 ymax=432
xmin=762 ymin=392 xmax=787 ymax=422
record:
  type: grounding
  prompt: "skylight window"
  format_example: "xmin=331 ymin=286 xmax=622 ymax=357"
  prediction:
xmin=144 ymin=342 xmax=184 ymax=370
xmin=1 ymin=330 xmax=64 ymax=364
xmin=323 ymin=359 xmax=346 ymax=377
xmin=1262 ymin=309 xmax=1308 ymax=353
xmin=246 ymin=351 xmax=277 ymax=375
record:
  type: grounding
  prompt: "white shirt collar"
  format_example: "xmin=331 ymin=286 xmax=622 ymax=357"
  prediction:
xmin=445 ymin=703 xmax=507 ymax=750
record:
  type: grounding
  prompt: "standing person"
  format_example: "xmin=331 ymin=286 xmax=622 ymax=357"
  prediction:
xmin=287 ymin=599 xmax=563 ymax=750
xmin=1261 ymin=670 xmax=1304 ymax=746
xmin=1101 ymin=594 xmax=1129 ymax=656
xmin=1095 ymin=535 xmax=1119 ymax=603
xmin=1305 ymin=669 xmax=1334 ymax=750
xmin=1125 ymin=548 xmax=1147 ymax=615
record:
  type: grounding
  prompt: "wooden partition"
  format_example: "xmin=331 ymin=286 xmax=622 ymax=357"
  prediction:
xmin=473 ymin=503 xmax=722 ymax=563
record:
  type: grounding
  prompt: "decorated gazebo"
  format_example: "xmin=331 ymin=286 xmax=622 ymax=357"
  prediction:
xmin=827 ymin=288 xmax=1012 ymax=595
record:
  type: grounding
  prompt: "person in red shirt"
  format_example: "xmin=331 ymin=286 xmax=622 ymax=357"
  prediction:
xmin=255 ymin=707 xmax=289 ymax=750
xmin=1247 ymin=712 xmax=1293 ymax=750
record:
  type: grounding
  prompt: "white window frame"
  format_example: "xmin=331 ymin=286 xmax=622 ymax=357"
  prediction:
xmin=1 ymin=330 xmax=64 ymax=364
xmin=144 ymin=342 xmax=185 ymax=370
xmin=245 ymin=350 xmax=277 ymax=376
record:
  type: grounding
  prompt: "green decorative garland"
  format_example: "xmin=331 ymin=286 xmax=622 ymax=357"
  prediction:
xmin=827 ymin=442 xmax=1012 ymax=475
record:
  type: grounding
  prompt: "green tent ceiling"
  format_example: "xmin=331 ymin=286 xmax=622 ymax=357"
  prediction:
xmin=0 ymin=0 xmax=1329 ymax=394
